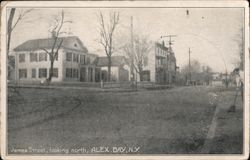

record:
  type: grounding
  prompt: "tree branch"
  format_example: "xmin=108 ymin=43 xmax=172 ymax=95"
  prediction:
xmin=11 ymin=9 xmax=33 ymax=32
xmin=41 ymin=48 xmax=51 ymax=55
xmin=53 ymin=39 xmax=63 ymax=60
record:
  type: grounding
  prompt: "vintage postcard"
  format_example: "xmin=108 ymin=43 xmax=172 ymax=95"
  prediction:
xmin=1 ymin=1 xmax=249 ymax=160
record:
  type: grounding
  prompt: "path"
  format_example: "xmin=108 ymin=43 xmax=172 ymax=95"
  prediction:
xmin=201 ymin=88 xmax=243 ymax=153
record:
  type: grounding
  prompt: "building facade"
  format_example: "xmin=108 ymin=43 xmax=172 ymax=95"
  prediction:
xmin=153 ymin=42 xmax=177 ymax=84
xmin=131 ymin=41 xmax=177 ymax=84
xmin=13 ymin=37 xmax=176 ymax=84
xmin=13 ymin=36 xmax=131 ymax=83
xmin=97 ymin=56 xmax=129 ymax=82
xmin=13 ymin=36 xmax=100 ymax=83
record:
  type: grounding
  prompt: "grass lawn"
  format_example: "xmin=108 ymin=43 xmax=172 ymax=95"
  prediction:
xmin=7 ymin=86 xmax=216 ymax=154
xmin=209 ymin=90 xmax=243 ymax=154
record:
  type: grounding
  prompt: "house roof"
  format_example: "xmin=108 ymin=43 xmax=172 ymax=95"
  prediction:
xmin=14 ymin=36 xmax=88 ymax=53
xmin=97 ymin=56 xmax=126 ymax=67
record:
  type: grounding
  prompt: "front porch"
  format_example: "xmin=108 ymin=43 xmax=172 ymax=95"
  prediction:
xmin=80 ymin=65 xmax=101 ymax=82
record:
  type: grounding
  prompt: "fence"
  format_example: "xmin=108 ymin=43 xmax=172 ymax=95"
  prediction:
xmin=8 ymin=80 xmax=101 ymax=88
xmin=102 ymin=81 xmax=172 ymax=90
xmin=8 ymin=80 xmax=172 ymax=90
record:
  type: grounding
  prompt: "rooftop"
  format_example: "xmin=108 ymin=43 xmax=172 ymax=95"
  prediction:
xmin=97 ymin=56 xmax=127 ymax=67
xmin=14 ymin=36 xmax=88 ymax=53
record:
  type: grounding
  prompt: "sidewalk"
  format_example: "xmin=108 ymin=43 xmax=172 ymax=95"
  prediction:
xmin=8 ymin=83 xmax=138 ymax=93
xmin=202 ymin=89 xmax=243 ymax=154
xmin=8 ymin=82 xmax=174 ymax=92
xmin=8 ymin=83 xmax=102 ymax=91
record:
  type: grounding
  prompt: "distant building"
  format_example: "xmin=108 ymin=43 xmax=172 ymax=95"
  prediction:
xmin=12 ymin=36 xmax=176 ymax=84
xmin=13 ymin=36 xmax=100 ymax=82
xmin=211 ymin=72 xmax=233 ymax=86
xmin=131 ymin=41 xmax=177 ymax=84
xmin=212 ymin=72 xmax=221 ymax=80
xmin=154 ymin=42 xmax=177 ymax=84
xmin=96 ymin=56 xmax=129 ymax=82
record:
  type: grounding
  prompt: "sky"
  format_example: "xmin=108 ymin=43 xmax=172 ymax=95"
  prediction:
xmin=8 ymin=7 xmax=244 ymax=72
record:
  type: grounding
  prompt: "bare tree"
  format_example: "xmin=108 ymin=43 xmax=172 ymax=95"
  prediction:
xmin=97 ymin=12 xmax=120 ymax=82
xmin=42 ymin=10 xmax=72 ymax=83
xmin=7 ymin=8 xmax=32 ymax=54
xmin=123 ymin=43 xmax=135 ymax=81
xmin=7 ymin=8 xmax=32 ymax=80
xmin=181 ymin=59 xmax=201 ymax=84
xmin=201 ymin=65 xmax=213 ymax=85
xmin=123 ymin=35 xmax=152 ymax=81
xmin=233 ymin=27 xmax=244 ymax=70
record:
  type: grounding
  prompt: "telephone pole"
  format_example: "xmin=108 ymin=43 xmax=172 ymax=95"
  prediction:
xmin=161 ymin=35 xmax=177 ymax=48
xmin=160 ymin=35 xmax=177 ymax=85
xmin=188 ymin=47 xmax=191 ymax=85
xmin=130 ymin=16 xmax=134 ymax=81
xmin=130 ymin=16 xmax=137 ymax=90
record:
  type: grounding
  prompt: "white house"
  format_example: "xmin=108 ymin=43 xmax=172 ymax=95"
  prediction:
xmin=13 ymin=36 xmax=99 ymax=83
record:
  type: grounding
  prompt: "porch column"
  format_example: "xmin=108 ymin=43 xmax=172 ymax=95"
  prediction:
xmin=85 ymin=66 xmax=89 ymax=82
xmin=117 ymin=69 xmax=120 ymax=82
xmin=92 ymin=67 xmax=95 ymax=82
xmin=100 ymin=68 xmax=102 ymax=81
xmin=78 ymin=67 xmax=80 ymax=81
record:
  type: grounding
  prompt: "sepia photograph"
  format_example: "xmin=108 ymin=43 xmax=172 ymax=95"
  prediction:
xmin=1 ymin=1 xmax=249 ymax=160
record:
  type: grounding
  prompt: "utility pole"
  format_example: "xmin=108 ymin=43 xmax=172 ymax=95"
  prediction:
xmin=130 ymin=16 xmax=137 ymax=90
xmin=225 ymin=69 xmax=228 ymax=88
xmin=161 ymin=35 xmax=177 ymax=49
xmin=130 ymin=16 xmax=134 ymax=81
xmin=161 ymin=35 xmax=177 ymax=85
xmin=188 ymin=47 xmax=191 ymax=85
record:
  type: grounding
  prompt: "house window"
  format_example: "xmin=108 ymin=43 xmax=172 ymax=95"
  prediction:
xmin=73 ymin=53 xmax=79 ymax=62
xmin=66 ymin=52 xmax=72 ymax=61
xmin=31 ymin=68 xmax=36 ymax=78
xmin=49 ymin=68 xmax=58 ymax=78
xmin=72 ymin=69 xmax=79 ymax=78
xmin=86 ymin=57 xmax=90 ymax=64
xmin=142 ymin=70 xmax=150 ymax=81
xmin=66 ymin=68 xmax=72 ymax=78
xmin=30 ymin=53 xmax=38 ymax=62
xmin=157 ymin=58 xmax=163 ymax=66
xmin=66 ymin=68 xmax=78 ymax=78
xmin=39 ymin=53 xmax=47 ymax=61
xmin=19 ymin=54 xmax=25 ymax=63
xmin=39 ymin=68 xmax=47 ymax=78
xmin=80 ymin=55 xmax=86 ymax=64
xmin=19 ymin=69 xmax=27 ymax=78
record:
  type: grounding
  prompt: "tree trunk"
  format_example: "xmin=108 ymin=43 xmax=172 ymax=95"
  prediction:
xmin=7 ymin=8 xmax=16 ymax=54
xmin=130 ymin=65 xmax=135 ymax=81
xmin=107 ymin=56 xmax=111 ymax=82
xmin=47 ymin=59 xmax=54 ymax=83
xmin=138 ymin=66 xmax=143 ymax=82
xmin=139 ymin=72 xmax=143 ymax=82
